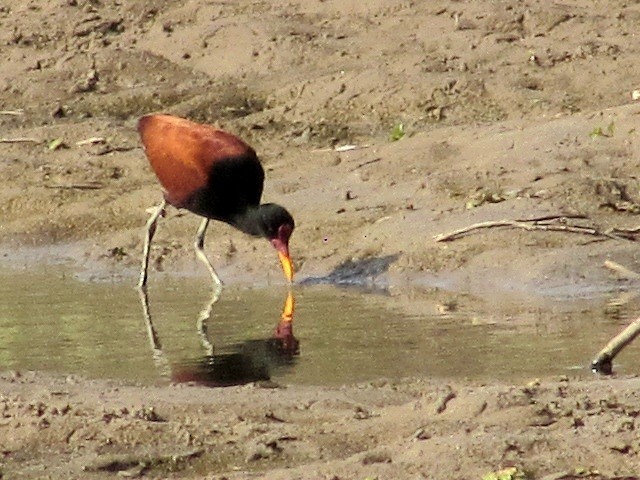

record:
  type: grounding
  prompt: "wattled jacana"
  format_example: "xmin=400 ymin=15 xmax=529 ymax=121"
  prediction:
xmin=137 ymin=114 xmax=294 ymax=288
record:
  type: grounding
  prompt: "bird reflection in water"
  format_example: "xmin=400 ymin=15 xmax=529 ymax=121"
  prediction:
xmin=138 ymin=288 xmax=299 ymax=387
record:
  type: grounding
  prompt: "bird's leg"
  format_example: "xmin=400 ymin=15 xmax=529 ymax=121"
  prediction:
xmin=195 ymin=218 xmax=223 ymax=291
xmin=138 ymin=199 xmax=167 ymax=289
xmin=194 ymin=220 xmax=223 ymax=358
xmin=196 ymin=285 xmax=222 ymax=357
xmin=137 ymin=286 xmax=170 ymax=378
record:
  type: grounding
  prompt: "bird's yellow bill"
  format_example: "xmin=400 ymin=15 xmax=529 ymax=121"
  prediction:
xmin=281 ymin=290 xmax=295 ymax=322
xmin=278 ymin=251 xmax=294 ymax=282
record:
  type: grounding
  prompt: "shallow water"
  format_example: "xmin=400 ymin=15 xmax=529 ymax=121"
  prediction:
xmin=1 ymin=266 xmax=639 ymax=387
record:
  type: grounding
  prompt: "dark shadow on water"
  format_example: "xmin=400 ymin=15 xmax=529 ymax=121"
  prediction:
xmin=300 ymin=254 xmax=399 ymax=291
xmin=172 ymin=336 xmax=299 ymax=387
xmin=139 ymin=287 xmax=298 ymax=388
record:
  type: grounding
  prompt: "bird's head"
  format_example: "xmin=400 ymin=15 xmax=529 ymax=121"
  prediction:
xmin=260 ymin=204 xmax=295 ymax=282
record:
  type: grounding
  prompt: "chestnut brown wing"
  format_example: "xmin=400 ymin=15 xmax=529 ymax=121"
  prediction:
xmin=138 ymin=114 xmax=260 ymax=210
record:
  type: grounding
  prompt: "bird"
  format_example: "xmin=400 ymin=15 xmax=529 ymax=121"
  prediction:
xmin=136 ymin=114 xmax=294 ymax=289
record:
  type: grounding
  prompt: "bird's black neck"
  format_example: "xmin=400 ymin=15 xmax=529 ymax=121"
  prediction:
xmin=229 ymin=206 xmax=267 ymax=238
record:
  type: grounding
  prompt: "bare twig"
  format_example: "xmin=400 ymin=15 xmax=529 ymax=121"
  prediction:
xmin=606 ymin=225 xmax=640 ymax=240
xmin=76 ymin=137 xmax=106 ymax=146
xmin=592 ymin=261 xmax=640 ymax=374
xmin=434 ymin=389 xmax=456 ymax=414
xmin=611 ymin=225 xmax=640 ymax=234
xmin=603 ymin=260 xmax=640 ymax=280
xmin=351 ymin=157 xmax=382 ymax=171
xmin=434 ymin=216 xmax=635 ymax=243
xmin=517 ymin=214 xmax=588 ymax=223
xmin=312 ymin=144 xmax=370 ymax=153
xmin=434 ymin=220 xmax=512 ymax=242
xmin=45 ymin=182 xmax=104 ymax=190
xmin=0 ymin=109 xmax=24 ymax=116
xmin=592 ymin=316 xmax=640 ymax=375
xmin=335 ymin=144 xmax=366 ymax=152
xmin=94 ymin=145 xmax=135 ymax=156
xmin=0 ymin=137 xmax=40 ymax=144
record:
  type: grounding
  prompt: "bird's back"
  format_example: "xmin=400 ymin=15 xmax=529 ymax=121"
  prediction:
xmin=138 ymin=114 xmax=264 ymax=220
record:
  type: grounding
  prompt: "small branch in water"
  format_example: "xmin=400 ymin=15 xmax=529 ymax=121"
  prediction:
xmin=592 ymin=316 xmax=640 ymax=375
xmin=592 ymin=260 xmax=640 ymax=374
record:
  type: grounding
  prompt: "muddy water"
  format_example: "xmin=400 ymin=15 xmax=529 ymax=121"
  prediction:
xmin=1 ymin=266 xmax=639 ymax=387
